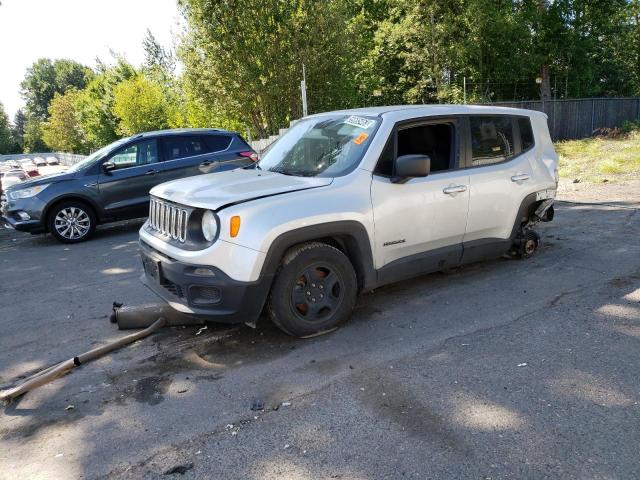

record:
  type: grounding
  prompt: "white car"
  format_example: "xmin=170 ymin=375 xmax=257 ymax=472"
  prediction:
xmin=139 ymin=105 xmax=558 ymax=337
xmin=46 ymin=156 xmax=60 ymax=165
xmin=33 ymin=157 xmax=47 ymax=167
xmin=1 ymin=170 xmax=28 ymax=189
xmin=18 ymin=159 xmax=37 ymax=169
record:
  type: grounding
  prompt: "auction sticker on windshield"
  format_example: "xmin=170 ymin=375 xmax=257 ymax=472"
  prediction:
xmin=345 ymin=115 xmax=375 ymax=129
xmin=353 ymin=132 xmax=369 ymax=145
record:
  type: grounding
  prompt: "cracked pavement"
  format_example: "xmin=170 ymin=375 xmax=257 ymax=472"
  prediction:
xmin=1 ymin=182 xmax=639 ymax=479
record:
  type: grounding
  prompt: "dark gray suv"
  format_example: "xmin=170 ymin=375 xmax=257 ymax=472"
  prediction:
xmin=1 ymin=129 xmax=256 ymax=243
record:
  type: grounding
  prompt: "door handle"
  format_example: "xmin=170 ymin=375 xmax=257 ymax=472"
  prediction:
xmin=511 ymin=173 xmax=530 ymax=182
xmin=200 ymin=161 xmax=212 ymax=166
xmin=443 ymin=185 xmax=467 ymax=195
xmin=145 ymin=169 xmax=157 ymax=176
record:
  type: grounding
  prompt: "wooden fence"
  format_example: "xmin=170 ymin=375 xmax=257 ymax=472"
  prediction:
xmin=491 ymin=97 xmax=640 ymax=141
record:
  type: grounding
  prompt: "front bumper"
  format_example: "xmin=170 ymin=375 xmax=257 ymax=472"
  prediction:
xmin=139 ymin=240 xmax=272 ymax=323
xmin=1 ymin=215 xmax=46 ymax=233
xmin=1 ymin=196 xmax=47 ymax=233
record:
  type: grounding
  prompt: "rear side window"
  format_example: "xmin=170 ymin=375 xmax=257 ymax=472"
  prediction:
xmin=204 ymin=135 xmax=232 ymax=152
xmin=518 ymin=117 xmax=535 ymax=151
xmin=163 ymin=136 xmax=208 ymax=161
xmin=469 ymin=116 xmax=514 ymax=166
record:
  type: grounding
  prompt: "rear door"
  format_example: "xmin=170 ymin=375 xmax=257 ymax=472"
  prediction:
xmin=159 ymin=134 xmax=253 ymax=183
xmin=97 ymin=138 xmax=161 ymax=219
xmin=462 ymin=115 xmax=536 ymax=249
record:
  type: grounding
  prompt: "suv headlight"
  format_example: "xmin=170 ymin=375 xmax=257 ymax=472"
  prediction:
xmin=201 ymin=210 xmax=219 ymax=242
xmin=8 ymin=184 xmax=51 ymax=200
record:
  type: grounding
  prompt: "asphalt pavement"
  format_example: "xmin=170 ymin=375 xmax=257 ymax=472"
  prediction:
xmin=0 ymin=183 xmax=639 ymax=479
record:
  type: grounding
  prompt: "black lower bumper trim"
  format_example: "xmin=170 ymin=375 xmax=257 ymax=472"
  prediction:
xmin=139 ymin=240 xmax=272 ymax=324
xmin=1 ymin=215 xmax=46 ymax=233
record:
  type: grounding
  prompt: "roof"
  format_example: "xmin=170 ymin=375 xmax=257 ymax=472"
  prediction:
xmin=307 ymin=104 xmax=547 ymax=121
xmin=132 ymin=128 xmax=235 ymax=139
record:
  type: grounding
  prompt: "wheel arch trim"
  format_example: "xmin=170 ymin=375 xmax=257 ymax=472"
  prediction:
xmin=43 ymin=194 xmax=102 ymax=230
xmin=260 ymin=220 xmax=376 ymax=291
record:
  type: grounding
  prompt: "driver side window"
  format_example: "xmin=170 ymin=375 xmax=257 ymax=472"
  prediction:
xmin=109 ymin=139 xmax=158 ymax=170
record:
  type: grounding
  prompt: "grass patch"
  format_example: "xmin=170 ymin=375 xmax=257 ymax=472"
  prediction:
xmin=555 ymin=129 xmax=640 ymax=183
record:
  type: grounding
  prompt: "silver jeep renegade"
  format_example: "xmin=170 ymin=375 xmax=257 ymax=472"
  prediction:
xmin=139 ymin=105 xmax=558 ymax=337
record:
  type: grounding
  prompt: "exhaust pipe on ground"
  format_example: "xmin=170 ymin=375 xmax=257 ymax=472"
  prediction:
xmin=110 ymin=302 xmax=204 ymax=330
xmin=0 ymin=302 xmax=204 ymax=404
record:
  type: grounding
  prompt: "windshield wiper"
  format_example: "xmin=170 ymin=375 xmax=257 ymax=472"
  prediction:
xmin=270 ymin=167 xmax=316 ymax=177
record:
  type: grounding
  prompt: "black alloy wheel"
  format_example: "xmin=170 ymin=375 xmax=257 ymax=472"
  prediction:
xmin=268 ymin=242 xmax=357 ymax=337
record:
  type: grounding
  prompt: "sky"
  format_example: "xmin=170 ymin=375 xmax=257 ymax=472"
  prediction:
xmin=0 ymin=0 xmax=181 ymax=120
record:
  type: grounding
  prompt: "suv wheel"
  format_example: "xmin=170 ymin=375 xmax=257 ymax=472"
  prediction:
xmin=268 ymin=242 xmax=357 ymax=337
xmin=47 ymin=201 xmax=96 ymax=243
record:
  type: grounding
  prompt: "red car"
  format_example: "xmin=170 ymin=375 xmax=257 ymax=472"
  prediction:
xmin=18 ymin=159 xmax=39 ymax=178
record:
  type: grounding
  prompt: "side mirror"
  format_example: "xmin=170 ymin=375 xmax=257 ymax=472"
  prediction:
xmin=393 ymin=154 xmax=431 ymax=183
xmin=102 ymin=161 xmax=116 ymax=173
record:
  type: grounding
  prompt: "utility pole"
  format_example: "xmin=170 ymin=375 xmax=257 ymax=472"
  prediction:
xmin=300 ymin=64 xmax=308 ymax=117
xmin=463 ymin=77 xmax=467 ymax=104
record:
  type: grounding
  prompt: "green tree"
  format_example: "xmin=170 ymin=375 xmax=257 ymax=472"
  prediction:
xmin=112 ymin=75 xmax=170 ymax=135
xmin=42 ymin=89 xmax=88 ymax=153
xmin=11 ymin=109 xmax=26 ymax=152
xmin=23 ymin=118 xmax=47 ymax=153
xmin=180 ymin=0 xmax=362 ymax=137
xmin=143 ymin=29 xmax=176 ymax=82
xmin=0 ymin=102 xmax=16 ymax=154
xmin=20 ymin=58 xmax=93 ymax=120
xmin=620 ymin=0 xmax=640 ymax=95
xmin=75 ymin=57 xmax=137 ymax=149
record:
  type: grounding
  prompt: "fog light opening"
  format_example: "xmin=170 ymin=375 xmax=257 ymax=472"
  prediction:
xmin=189 ymin=285 xmax=222 ymax=305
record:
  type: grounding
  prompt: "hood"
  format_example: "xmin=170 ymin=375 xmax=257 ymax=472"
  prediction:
xmin=150 ymin=167 xmax=333 ymax=210
xmin=6 ymin=170 xmax=76 ymax=191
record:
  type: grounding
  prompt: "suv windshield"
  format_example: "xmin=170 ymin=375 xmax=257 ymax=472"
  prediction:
xmin=257 ymin=114 xmax=380 ymax=177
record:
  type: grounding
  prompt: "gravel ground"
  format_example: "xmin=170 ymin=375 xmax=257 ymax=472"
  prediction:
xmin=1 ymin=182 xmax=639 ymax=479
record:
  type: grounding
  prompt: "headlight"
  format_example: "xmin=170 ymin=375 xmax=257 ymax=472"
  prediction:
xmin=8 ymin=184 xmax=51 ymax=200
xmin=201 ymin=210 xmax=219 ymax=242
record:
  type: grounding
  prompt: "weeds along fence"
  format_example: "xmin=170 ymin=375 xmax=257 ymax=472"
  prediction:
xmin=491 ymin=97 xmax=640 ymax=141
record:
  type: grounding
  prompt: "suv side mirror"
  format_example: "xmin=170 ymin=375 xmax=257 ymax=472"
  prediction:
xmin=393 ymin=154 xmax=431 ymax=183
xmin=102 ymin=161 xmax=116 ymax=173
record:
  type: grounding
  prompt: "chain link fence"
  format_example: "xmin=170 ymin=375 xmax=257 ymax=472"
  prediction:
xmin=0 ymin=152 xmax=86 ymax=166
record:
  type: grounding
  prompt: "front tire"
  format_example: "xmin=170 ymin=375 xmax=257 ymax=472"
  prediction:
xmin=47 ymin=201 xmax=96 ymax=243
xmin=267 ymin=242 xmax=358 ymax=338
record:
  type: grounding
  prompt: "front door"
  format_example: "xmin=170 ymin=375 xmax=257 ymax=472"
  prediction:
xmin=97 ymin=138 xmax=161 ymax=220
xmin=370 ymin=119 xmax=470 ymax=283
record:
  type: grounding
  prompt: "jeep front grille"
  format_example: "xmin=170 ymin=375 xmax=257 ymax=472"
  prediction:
xmin=148 ymin=197 xmax=188 ymax=242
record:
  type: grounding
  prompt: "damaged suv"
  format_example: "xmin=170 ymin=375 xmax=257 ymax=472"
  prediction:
xmin=139 ymin=105 xmax=557 ymax=337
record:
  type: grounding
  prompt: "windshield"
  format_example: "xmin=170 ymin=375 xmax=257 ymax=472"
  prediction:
xmin=67 ymin=137 xmax=130 ymax=172
xmin=257 ymin=114 xmax=380 ymax=177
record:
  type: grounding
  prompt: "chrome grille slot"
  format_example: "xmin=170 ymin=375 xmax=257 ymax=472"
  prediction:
xmin=148 ymin=197 xmax=189 ymax=243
